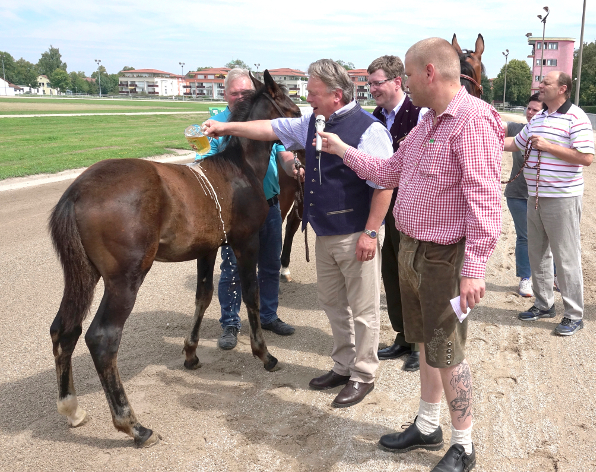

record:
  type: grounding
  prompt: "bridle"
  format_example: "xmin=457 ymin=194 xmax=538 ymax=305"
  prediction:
xmin=460 ymin=74 xmax=483 ymax=96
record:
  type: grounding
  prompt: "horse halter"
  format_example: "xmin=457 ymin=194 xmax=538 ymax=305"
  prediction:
xmin=460 ymin=74 xmax=483 ymax=96
xmin=262 ymin=92 xmax=290 ymax=118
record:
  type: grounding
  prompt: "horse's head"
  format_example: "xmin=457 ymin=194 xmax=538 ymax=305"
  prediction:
xmin=452 ymin=33 xmax=484 ymax=98
xmin=248 ymin=70 xmax=302 ymax=120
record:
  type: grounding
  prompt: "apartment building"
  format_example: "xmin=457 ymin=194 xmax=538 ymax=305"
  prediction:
xmin=118 ymin=69 xmax=181 ymax=96
xmin=347 ymin=69 xmax=371 ymax=101
xmin=184 ymin=68 xmax=230 ymax=99
xmin=268 ymin=68 xmax=308 ymax=97
xmin=527 ymin=36 xmax=574 ymax=94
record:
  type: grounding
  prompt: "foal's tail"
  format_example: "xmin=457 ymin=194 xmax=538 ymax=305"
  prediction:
xmin=49 ymin=191 xmax=99 ymax=332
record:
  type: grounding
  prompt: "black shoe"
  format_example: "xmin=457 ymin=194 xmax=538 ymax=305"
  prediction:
xmin=218 ymin=326 xmax=239 ymax=350
xmin=431 ymin=444 xmax=476 ymax=472
xmin=261 ymin=318 xmax=295 ymax=335
xmin=518 ymin=304 xmax=556 ymax=321
xmin=309 ymin=370 xmax=351 ymax=390
xmin=378 ymin=343 xmax=411 ymax=360
xmin=379 ymin=417 xmax=444 ymax=453
xmin=403 ymin=351 xmax=420 ymax=372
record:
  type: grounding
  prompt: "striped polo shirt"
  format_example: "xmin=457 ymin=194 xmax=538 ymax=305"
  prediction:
xmin=514 ymin=100 xmax=594 ymax=197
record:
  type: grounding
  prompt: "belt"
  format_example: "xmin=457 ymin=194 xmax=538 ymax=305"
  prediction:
xmin=267 ymin=195 xmax=279 ymax=207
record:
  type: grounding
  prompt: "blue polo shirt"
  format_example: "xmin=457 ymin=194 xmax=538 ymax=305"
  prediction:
xmin=197 ymin=107 xmax=282 ymax=200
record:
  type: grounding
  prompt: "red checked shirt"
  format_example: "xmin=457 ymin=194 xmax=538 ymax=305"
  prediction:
xmin=344 ymin=87 xmax=503 ymax=278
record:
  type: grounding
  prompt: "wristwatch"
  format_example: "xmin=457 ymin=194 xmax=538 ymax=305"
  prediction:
xmin=364 ymin=229 xmax=377 ymax=239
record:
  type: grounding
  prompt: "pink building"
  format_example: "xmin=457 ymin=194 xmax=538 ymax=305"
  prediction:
xmin=527 ymin=36 xmax=575 ymax=94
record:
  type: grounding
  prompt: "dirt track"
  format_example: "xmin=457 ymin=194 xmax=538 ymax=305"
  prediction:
xmin=1 ymin=127 xmax=595 ymax=471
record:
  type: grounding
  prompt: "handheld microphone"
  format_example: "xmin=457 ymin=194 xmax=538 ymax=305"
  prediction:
xmin=315 ymin=115 xmax=326 ymax=152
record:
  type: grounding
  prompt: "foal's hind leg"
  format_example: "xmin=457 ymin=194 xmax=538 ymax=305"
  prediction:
xmin=280 ymin=200 xmax=303 ymax=282
xmin=235 ymin=237 xmax=279 ymax=372
xmin=183 ymin=251 xmax=218 ymax=369
xmin=50 ymin=313 xmax=90 ymax=427
xmin=85 ymin=277 xmax=159 ymax=448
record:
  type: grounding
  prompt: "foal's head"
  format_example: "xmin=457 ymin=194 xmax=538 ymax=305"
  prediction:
xmin=452 ymin=33 xmax=485 ymax=98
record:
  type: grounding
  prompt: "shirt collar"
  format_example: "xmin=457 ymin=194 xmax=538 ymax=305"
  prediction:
xmin=436 ymin=86 xmax=468 ymax=118
xmin=550 ymin=99 xmax=572 ymax=115
xmin=381 ymin=94 xmax=407 ymax=119
xmin=330 ymin=100 xmax=357 ymax=120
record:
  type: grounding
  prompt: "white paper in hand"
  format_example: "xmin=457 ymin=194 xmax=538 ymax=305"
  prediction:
xmin=450 ymin=296 xmax=471 ymax=323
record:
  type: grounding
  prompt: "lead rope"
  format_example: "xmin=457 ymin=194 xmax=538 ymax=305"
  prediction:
xmin=501 ymin=139 xmax=542 ymax=209
xmin=292 ymin=152 xmax=309 ymax=262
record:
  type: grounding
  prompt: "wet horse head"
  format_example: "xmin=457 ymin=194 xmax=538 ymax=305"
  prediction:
xmin=452 ymin=33 xmax=485 ymax=98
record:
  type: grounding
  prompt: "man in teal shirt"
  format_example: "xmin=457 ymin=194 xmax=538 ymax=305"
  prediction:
xmin=196 ymin=68 xmax=296 ymax=349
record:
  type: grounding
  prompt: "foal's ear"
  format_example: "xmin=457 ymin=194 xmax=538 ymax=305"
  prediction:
xmin=473 ymin=34 xmax=485 ymax=58
xmin=452 ymin=34 xmax=463 ymax=55
xmin=263 ymin=70 xmax=283 ymax=98
xmin=250 ymin=71 xmax=263 ymax=90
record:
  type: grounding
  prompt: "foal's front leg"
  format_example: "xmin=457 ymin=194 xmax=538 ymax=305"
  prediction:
xmin=183 ymin=251 xmax=218 ymax=369
xmin=235 ymin=236 xmax=279 ymax=371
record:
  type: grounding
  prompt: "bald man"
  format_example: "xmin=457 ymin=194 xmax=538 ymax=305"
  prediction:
xmin=504 ymin=71 xmax=594 ymax=336
xmin=318 ymin=38 xmax=503 ymax=472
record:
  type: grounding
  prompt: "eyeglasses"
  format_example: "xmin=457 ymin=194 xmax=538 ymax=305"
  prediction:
xmin=367 ymin=78 xmax=395 ymax=88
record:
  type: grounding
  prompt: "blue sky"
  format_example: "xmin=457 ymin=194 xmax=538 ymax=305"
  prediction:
xmin=1 ymin=1 xmax=593 ymax=79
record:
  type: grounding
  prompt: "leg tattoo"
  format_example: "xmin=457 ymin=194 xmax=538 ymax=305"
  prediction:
xmin=448 ymin=362 xmax=473 ymax=422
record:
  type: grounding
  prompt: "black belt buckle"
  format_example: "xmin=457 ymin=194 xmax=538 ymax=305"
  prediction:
xmin=267 ymin=195 xmax=279 ymax=207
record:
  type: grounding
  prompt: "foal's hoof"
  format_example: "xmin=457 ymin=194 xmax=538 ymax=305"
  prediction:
xmin=280 ymin=273 xmax=292 ymax=283
xmin=264 ymin=354 xmax=280 ymax=372
xmin=184 ymin=356 xmax=202 ymax=370
xmin=134 ymin=427 xmax=161 ymax=448
xmin=69 ymin=412 xmax=90 ymax=428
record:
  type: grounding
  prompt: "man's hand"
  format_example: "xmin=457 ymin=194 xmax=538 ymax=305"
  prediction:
xmin=312 ymin=131 xmax=350 ymax=158
xmin=356 ymin=232 xmax=377 ymax=262
xmin=529 ymin=135 xmax=551 ymax=152
xmin=459 ymin=276 xmax=485 ymax=312
xmin=202 ymin=120 xmax=227 ymax=138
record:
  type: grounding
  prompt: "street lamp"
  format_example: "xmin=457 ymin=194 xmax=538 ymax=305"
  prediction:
xmin=179 ymin=62 xmax=185 ymax=76
xmin=502 ymin=49 xmax=509 ymax=109
xmin=537 ymin=6 xmax=550 ymax=83
xmin=254 ymin=63 xmax=260 ymax=79
xmin=575 ymin=0 xmax=587 ymax=104
xmin=95 ymin=59 xmax=102 ymax=98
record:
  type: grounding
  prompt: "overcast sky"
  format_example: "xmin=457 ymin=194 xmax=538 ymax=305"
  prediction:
xmin=1 ymin=1 xmax=593 ymax=79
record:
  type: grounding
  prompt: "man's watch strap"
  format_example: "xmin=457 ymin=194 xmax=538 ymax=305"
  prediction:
xmin=364 ymin=229 xmax=377 ymax=239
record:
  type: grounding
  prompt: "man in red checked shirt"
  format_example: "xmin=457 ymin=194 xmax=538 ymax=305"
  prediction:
xmin=318 ymin=37 xmax=503 ymax=472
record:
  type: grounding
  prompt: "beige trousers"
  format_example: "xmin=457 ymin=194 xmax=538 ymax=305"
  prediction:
xmin=315 ymin=227 xmax=384 ymax=384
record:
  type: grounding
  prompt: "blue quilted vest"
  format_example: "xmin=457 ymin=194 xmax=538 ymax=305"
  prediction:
xmin=303 ymin=103 xmax=378 ymax=236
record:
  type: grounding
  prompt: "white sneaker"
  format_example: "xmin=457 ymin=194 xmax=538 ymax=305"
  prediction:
xmin=519 ymin=278 xmax=533 ymax=297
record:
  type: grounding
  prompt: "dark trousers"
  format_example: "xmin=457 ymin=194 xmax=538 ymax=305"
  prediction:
xmin=381 ymin=202 xmax=418 ymax=352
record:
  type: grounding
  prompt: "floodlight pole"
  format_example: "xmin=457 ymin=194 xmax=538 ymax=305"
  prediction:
xmin=502 ymin=49 xmax=509 ymax=109
xmin=538 ymin=7 xmax=550 ymax=83
xmin=95 ymin=59 xmax=102 ymax=98
xmin=574 ymin=0 xmax=586 ymax=105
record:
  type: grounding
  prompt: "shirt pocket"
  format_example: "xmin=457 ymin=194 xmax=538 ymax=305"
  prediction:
xmin=417 ymin=142 xmax=460 ymax=188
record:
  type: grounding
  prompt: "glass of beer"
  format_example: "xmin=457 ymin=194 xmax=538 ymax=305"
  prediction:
xmin=185 ymin=124 xmax=211 ymax=155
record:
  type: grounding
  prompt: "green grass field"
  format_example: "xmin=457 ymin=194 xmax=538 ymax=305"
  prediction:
xmin=0 ymin=113 xmax=208 ymax=179
xmin=0 ymin=97 xmax=222 ymax=115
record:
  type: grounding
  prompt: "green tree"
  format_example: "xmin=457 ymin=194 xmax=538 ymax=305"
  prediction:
xmin=0 ymin=51 xmax=16 ymax=83
xmin=336 ymin=60 xmax=355 ymax=70
xmin=572 ymin=41 xmax=596 ymax=106
xmin=492 ymin=59 xmax=532 ymax=106
xmin=91 ymin=65 xmax=110 ymax=95
xmin=481 ymin=73 xmax=494 ymax=104
xmin=225 ymin=59 xmax=251 ymax=70
xmin=195 ymin=66 xmax=213 ymax=71
xmin=69 ymin=71 xmax=90 ymax=94
xmin=13 ymin=58 xmax=39 ymax=87
xmin=50 ymin=68 xmax=71 ymax=93
xmin=37 ymin=45 xmax=67 ymax=78
xmin=120 ymin=66 xmax=135 ymax=73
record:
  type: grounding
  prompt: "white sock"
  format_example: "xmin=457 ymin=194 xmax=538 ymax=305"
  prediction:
xmin=450 ymin=424 xmax=473 ymax=455
xmin=415 ymin=399 xmax=441 ymax=435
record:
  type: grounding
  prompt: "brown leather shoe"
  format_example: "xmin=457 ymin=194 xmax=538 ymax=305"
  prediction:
xmin=332 ymin=380 xmax=374 ymax=408
xmin=309 ymin=370 xmax=350 ymax=390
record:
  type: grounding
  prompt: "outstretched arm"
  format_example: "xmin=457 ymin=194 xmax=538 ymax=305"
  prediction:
xmin=203 ymin=119 xmax=278 ymax=141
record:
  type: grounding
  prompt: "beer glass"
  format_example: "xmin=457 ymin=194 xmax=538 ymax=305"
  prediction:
xmin=185 ymin=124 xmax=211 ymax=155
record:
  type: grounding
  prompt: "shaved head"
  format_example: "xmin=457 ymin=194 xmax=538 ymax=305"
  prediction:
xmin=406 ymin=37 xmax=460 ymax=82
